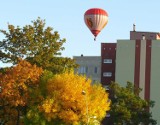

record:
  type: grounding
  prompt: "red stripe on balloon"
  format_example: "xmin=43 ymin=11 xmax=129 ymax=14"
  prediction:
xmin=91 ymin=30 xmax=100 ymax=37
xmin=85 ymin=8 xmax=108 ymax=16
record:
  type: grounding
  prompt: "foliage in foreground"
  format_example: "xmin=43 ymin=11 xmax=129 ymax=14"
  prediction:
xmin=25 ymin=71 xmax=110 ymax=125
xmin=0 ymin=60 xmax=43 ymax=125
xmin=0 ymin=61 xmax=110 ymax=125
xmin=108 ymin=81 xmax=157 ymax=125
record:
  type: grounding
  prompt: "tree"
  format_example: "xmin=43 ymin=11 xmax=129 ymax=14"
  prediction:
xmin=25 ymin=71 xmax=110 ymax=125
xmin=108 ymin=81 xmax=156 ymax=125
xmin=0 ymin=17 xmax=78 ymax=74
xmin=0 ymin=60 xmax=43 ymax=124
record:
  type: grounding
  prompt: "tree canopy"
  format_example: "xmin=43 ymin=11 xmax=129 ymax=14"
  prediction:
xmin=0 ymin=17 xmax=77 ymax=73
xmin=0 ymin=61 xmax=110 ymax=125
xmin=107 ymin=81 xmax=156 ymax=125
xmin=25 ymin=71 xmax=110 ymax=125
xmin=0 ymin=60 xmax=43 ymax=124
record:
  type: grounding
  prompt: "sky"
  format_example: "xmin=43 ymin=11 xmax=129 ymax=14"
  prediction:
xmin=1 ymin=0 xmax=160 ymax=67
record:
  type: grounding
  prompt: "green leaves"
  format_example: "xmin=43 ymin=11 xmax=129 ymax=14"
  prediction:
xmin=0 ymin=17 xmax=78 ymax=73
xmin=109 ymin=81 xmax=157 ymax=125
xmin=0 ymin=18 xmax=59 ymax=61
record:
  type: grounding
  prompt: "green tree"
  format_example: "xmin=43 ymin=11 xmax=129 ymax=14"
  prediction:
xmin=0 ymin=17 xmax=77 ymax=73
xmin=108 ymin=81 xmax=156 ymax=125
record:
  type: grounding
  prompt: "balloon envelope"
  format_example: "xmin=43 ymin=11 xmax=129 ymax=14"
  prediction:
xmin=84 ymin=8 xmax=108 ymax=39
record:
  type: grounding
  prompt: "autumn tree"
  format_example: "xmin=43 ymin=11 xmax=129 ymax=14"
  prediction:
xmin=25 ymin=71 xmax=110 ymax=125
xmin=108 ymin=81 xmax=156 ymax=125
xmin=0 ymin=17 xmax=77 ymax=74
xmin=0 ymin=60 xmax=43 ymax=125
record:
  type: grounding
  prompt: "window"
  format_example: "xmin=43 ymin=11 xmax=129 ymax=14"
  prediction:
xmin=103 ymin=72 xmax=112 ymax=77
xmin=78 ymin=66 xmax=87 ymax=74
xmin=85 ymin=67 xmax=88 ymax=73
xmin=78 ymin=66 xmax=85 ymax=73
xmin=103 ymin=59 xmax=112 ymax=63
xmin=94 ymin=67 xmax=98 ymax=73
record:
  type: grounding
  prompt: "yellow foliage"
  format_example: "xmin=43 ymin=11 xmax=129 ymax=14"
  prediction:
xmin=39 ymin=71 xmax=110 ymax=124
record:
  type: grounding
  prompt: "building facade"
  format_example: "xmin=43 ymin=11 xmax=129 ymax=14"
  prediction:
xmin=101 ymin=43 xmax=116 ymax=86
xmin=73 ymin=55 xmax=101 ymax=83
xmin=130 ymin=31 xmax=160 ymax=40
xmin=115 ymin=39 xmax=160 ymax=124
xmin=101 ymin=31 xmax=160 ymax=85
xmin=101 ymin=30 xmax=160 ymax=124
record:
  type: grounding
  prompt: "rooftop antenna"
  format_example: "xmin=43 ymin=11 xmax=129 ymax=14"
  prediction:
xmin=133 ymin=23 xmax=136 ymax=32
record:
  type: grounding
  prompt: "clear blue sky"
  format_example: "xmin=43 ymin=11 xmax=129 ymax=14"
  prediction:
xmin=0 ymin=0 xmax=160 ymax=66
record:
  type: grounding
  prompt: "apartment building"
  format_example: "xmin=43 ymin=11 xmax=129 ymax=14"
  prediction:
xmin=73 ymin=55 xmax=101 ymax=83
xmin=101 ymin=29 xmax=160 ymax=124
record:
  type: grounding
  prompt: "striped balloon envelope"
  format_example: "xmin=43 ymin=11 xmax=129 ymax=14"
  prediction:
xmin=84 ymin=8 xmax=108 ymax=41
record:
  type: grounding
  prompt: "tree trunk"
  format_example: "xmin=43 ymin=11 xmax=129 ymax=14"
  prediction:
xmin=16 ymin=108 xmax=20 ymax=125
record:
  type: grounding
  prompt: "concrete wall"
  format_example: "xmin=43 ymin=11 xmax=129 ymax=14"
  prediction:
xmin=73 ymin=56 xmax=101 ymax=83
xmin=115 ymin=40 xmax=136 ymax=86
xmin=150 ymin=40 xmax=160 ymax=124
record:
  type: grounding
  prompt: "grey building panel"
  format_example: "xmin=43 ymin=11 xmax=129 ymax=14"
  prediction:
xmin=73 ymin=56 xmax=101 ymax=83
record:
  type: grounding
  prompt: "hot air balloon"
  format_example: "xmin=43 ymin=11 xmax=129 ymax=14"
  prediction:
xmin=84 ymin=8 xmax=108 ymax=41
